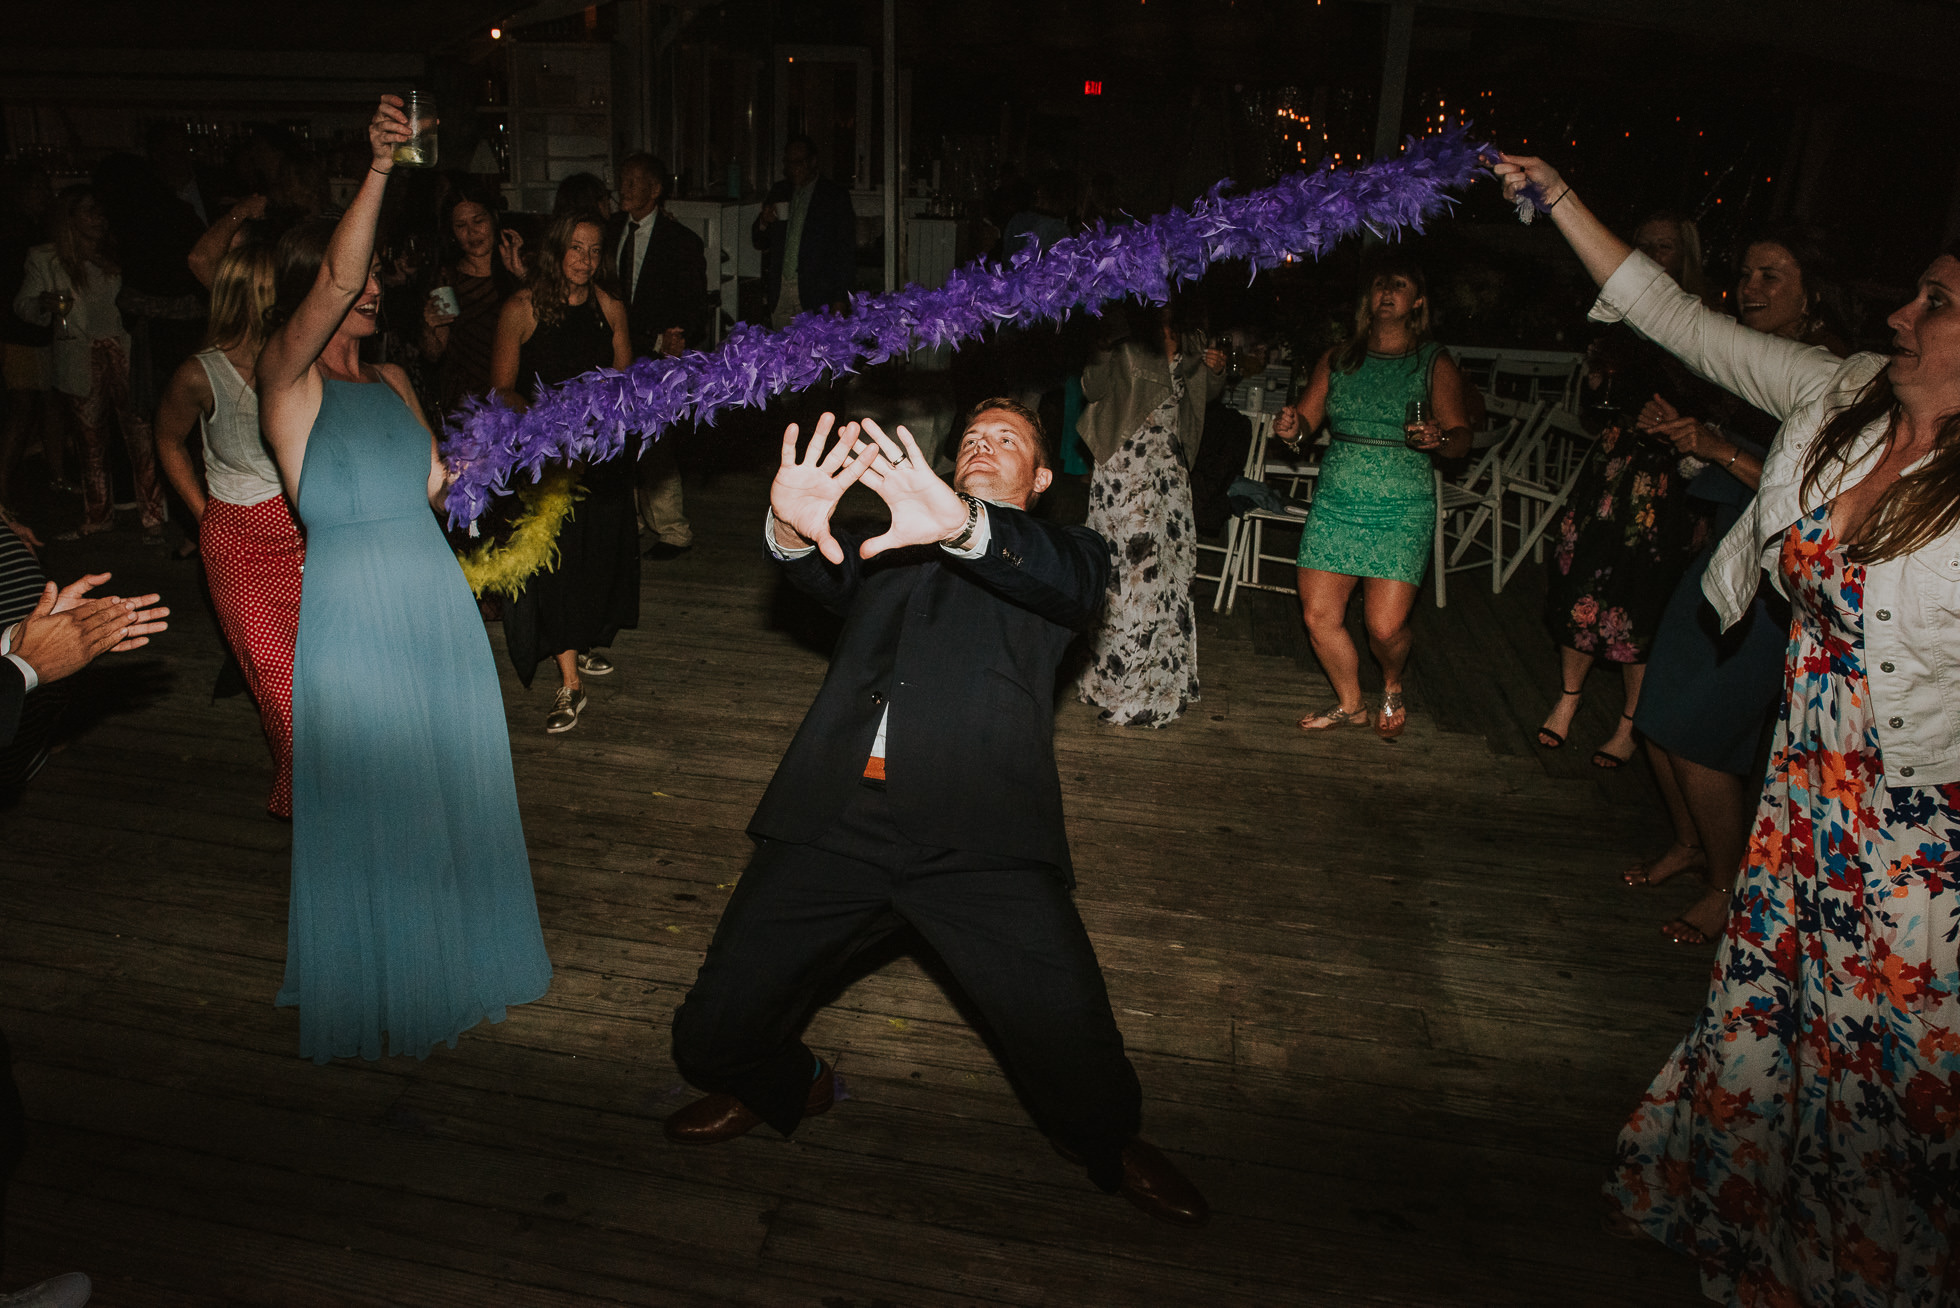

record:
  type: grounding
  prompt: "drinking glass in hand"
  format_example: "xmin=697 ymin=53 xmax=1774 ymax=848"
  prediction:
xmin=49 ymin=291 xmax=74 ymax=339
xmin=1210 ymin=334 xmax=1239 ymax=383
xmin=1404 ymin=398 xmax=1434 ymax=449
xmin=393 ymin=91 xmax=439 ymax=168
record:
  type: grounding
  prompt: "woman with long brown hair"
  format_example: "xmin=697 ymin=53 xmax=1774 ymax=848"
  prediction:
xmin=11 ymin=184 xmax=166 ymax=538
xmin=488 ymin=209 xmax=634 ymax=733
xmin=421 ymin=179 xmax=525 ymax=415
xmin=256 ymin=97 xmax=550 ymax=1063
xmin=154 ymin=243 xmax=306 ymax=818
xmin=1498 ymin=151 xmax=1960 ymax=1308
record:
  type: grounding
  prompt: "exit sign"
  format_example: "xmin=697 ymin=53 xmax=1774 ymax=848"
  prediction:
xmin=1083 ymin=80 xmax=1102 ymax=95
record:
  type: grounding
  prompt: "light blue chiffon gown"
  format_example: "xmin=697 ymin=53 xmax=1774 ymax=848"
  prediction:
xmin=280 ymin=379 xmax=552 ymax=1063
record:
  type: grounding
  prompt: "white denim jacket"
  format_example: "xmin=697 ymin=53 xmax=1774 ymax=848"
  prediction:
xmin=1590 ymin=250 xmax=1960 ymax=788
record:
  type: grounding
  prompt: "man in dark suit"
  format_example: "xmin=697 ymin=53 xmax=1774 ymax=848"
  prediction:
xmin=664 ymin=399 xmax=1208 ymax=1227
xmin=751 ymin=134 xmax=858 ymax=329
xmin=606 ymin=152 xmax=706 ymax=561
xmin=1 ymin=561 xmax=162 ymax=1308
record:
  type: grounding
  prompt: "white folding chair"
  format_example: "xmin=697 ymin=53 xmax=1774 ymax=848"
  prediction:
xmin=1499 ymin=404 xmax=1592 ymax=588
xmin=1431 ymin=397 xmax=1541 ymax=606
xmin=1199 ymin=376 xmax=1308 ymax=610
xmin=1446 ymin=345 xmax=1503 ymax=397
xmin=1488 ymin=351 xmax=1587 ymax=409
xmin=1216 ymin=416 xmax=1314 ymax=614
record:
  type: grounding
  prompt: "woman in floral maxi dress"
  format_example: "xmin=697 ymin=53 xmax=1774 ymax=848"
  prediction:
xmin=1498 ymin=152 xmax=1959 ymax=1307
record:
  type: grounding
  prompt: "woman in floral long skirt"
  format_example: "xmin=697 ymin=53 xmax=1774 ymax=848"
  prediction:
xmin=1537 ymin=211 xmax=1718 ymax=768
xmin=1500 ymin=151 xmax=1959 ymax=1308
xmin=1074 ymin=300 xmax=1225 ymax=727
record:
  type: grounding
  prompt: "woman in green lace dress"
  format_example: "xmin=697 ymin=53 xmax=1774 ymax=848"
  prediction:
xmin=1274 ymin=256 xmax=1471 ymax=739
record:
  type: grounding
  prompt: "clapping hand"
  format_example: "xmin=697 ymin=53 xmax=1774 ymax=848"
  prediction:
xmin=1635 ymin=393 xmax=1714 ymax=456
xmin=50 ymin=573 xmax=169 ymax=648
xmin=851 ymin=419 xmax=970 ymax=558
xmin=769 ymin=413 xmax=878 ymax=565
xmin=14 ymin=574 xmax=170 ymax=686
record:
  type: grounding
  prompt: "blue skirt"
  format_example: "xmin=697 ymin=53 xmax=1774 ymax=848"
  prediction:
xmin=1633 ymin=544 xmax=1787 ymax=777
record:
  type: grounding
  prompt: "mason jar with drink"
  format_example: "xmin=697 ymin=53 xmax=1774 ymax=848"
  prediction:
xmin=392 ymin=91 xmax=440 ymax=169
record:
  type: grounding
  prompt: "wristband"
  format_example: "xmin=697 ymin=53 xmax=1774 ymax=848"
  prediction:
xmin=1724 ymin=447 xmax=1741 ymax=470
xmin=944 ymin=492 xmax=983 ymax=551
xmin=1548 ymin=186 xmax=1570 ymax=211
xmin=370 ymin=164 xmax=392 ymax=177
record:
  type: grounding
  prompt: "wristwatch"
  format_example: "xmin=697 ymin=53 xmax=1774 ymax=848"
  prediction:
xmin=944 ymin=492 xmax=983 ymax=550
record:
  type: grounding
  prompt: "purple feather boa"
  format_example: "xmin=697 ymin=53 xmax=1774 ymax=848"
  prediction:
xmin=441 ymin=128 xmax=1489 ymax=527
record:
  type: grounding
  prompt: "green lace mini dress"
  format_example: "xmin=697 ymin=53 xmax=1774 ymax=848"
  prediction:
xmin=1295 ymin=343 xmax=1440 ymax=585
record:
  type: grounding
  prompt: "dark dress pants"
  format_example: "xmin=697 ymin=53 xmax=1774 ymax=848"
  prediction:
xmin=0 ymin=1028 xmax=24 ymax=1274
xmin=671 ymin=781 xmax=1142 ymax=1189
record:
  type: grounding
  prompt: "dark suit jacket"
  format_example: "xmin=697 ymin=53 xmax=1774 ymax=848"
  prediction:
xmin=751 ymin=176 xmax=858 ymax=316
xmin=604 ymin=209 xmax=708 ymax=358
xmin=0 ymin=658 xmax=24 ymax=750
xmin=750 ymin=507 xmax=1109 ymax=881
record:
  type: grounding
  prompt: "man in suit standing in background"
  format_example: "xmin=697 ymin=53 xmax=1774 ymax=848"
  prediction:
xmin=751 ymin=134 xmax=858 ymax=330
xmin=608 ymin=152 xmax=706 ymax=562
xmin=662 ymin=399 xmax=1209 ymax=1228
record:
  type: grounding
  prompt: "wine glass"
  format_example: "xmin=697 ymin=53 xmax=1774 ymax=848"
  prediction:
xmin=49 ymin=290 xmax=74 ymax=340
xmin=1404 ymin=398 xmax=1434 ymax=449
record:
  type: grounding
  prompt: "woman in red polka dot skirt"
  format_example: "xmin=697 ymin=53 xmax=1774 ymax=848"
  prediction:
xmin=155 ymin=245 xmax=305 ymax=817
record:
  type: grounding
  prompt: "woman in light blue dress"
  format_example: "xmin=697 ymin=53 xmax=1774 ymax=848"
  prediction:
xmin=256 ymin=97 xmax=551 ymax=1063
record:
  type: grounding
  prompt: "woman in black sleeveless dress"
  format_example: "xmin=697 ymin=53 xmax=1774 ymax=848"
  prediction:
xmin=489 ymin=210 xmax=635 ymax=732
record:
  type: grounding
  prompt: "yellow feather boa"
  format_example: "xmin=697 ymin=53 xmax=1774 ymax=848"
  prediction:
xmin=454 ymin=466 xmax=582 ymax=599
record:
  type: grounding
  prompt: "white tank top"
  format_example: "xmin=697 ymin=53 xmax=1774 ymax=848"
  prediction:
xmin=195 ymin=349 xmax=284 ymax=507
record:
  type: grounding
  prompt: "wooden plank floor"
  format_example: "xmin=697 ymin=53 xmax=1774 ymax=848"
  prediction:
xmin=0 ymin=468 xmax=1716 ymax=1306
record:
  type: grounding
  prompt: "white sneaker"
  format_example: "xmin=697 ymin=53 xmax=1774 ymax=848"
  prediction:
xmin=576 ymin=652 xmax=614 ymax=676
xmin=0 ymin=1272 xmax=92 ymax=1308
xmin=546 ymin=686 xmax=588 ymax=733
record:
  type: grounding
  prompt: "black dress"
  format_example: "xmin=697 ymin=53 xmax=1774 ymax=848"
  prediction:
xmin=504 ymin=296 xmax=639 ymax=686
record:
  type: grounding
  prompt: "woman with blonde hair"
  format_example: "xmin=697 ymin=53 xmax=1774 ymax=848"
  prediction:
xmin=1274 ymin=253 xmax=1472 ymax=738
xmin=11 ymin=183 xmax=166 ymax=539
xmin=154 ymin=242 xmax=306 ymax=818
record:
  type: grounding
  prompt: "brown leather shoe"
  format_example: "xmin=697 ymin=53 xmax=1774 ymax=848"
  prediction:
xmin=1054 ymin=1137 xmax=1210 ymax=1227
xmin=664 ymin=1060 xmax=835 ymax=1145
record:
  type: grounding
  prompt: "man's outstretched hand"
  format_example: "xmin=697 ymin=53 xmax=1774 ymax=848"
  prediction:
xmin=853 ymin=419 xmax=970 ymax=558
xmin=769 ymin=413 xmax=879 ymax=565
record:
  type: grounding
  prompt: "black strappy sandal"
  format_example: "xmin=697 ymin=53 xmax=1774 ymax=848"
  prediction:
xmin=1536 ymin=686 xmax=1583 ymax=749
xmin=1592 ymin=711 xmax=1638 ymax=769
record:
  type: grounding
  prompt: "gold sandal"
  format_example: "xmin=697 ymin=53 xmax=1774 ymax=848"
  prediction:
xmin=1375 ymin=690 xmax=1407 ymax=740
xmin=1299 ymin=704 xmax=1369 ymax=731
